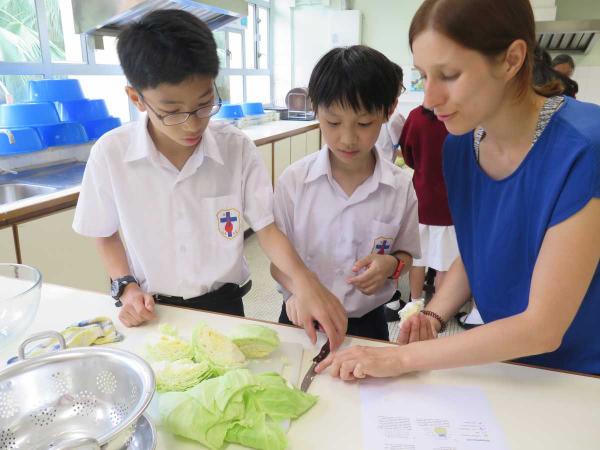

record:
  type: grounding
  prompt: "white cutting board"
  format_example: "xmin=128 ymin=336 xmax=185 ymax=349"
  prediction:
xmin=146 ymin=341 xmax=304 ymax=427
xmin=246 ymin=341 xmax=304 ymax=388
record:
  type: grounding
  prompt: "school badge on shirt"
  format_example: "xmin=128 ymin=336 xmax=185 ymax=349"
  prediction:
xmin=217 ymin=208 xmax=241 ymax=239
xmin=371 ymin=236 xmax=394 ymax=254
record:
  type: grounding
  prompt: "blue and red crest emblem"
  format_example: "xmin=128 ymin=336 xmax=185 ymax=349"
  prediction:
xmin=371 ymin=236 xmax=394 ymax=255
xmin=217 ymin=208 xmax=241 ymax=239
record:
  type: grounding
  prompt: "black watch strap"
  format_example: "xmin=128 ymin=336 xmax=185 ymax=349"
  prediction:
xmin=111 ymin=275 xmax=138 ymax=307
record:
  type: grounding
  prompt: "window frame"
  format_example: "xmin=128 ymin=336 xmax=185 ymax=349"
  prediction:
xmin=0 ymin=0 xmax=273 ymax=111
xmin=218 ymin=0 xmax=273 ymax=104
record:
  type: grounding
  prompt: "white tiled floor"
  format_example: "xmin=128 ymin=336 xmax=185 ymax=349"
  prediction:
xmin=242 ymin=233 xmax=464 ymax=342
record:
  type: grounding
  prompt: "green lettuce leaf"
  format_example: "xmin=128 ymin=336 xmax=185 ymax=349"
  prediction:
xmin=145 ymin=326 xmax=194 ymax=362
xmin=153 ymin=359 xmax=215 ymax=392
xmin=229 ymin=324 xmax=281 ymax=358
xmin=159 ymin=369 xmax=318 ymax=450
xmin=192 ymin=323 xmax=247 ymax=371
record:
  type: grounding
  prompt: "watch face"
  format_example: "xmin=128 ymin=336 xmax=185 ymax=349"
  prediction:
xmin=110 ymin=280 xmax=120 ymax=298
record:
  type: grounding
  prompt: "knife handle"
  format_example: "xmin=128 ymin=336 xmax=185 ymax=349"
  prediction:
xmin=313 ymin=340 xmax=330 ymax=363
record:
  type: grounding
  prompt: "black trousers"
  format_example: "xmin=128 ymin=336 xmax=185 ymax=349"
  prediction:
xmin=279 ymin=302 xmax=390 ymax=341
xmin=153 ymin=281 xmax=250 ymax=317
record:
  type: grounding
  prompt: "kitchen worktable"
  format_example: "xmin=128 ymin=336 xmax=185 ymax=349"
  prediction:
xmin=1 ymin=284 xmax=598 ymax=449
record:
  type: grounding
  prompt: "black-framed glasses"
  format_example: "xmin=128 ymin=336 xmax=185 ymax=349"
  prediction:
xmin=138 ymin=84 xmax=222 ymax=126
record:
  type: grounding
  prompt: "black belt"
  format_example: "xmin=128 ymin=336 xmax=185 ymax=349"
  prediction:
xmin=153 ymin=280 xmax=252 ymax=308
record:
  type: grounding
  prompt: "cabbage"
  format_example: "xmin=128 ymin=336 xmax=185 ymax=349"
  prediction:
xmin=159 ymin=369 xmax=317 ymax=450
xmin=153 ymin=359 xmax=215 ymax=392
xmin=192 ymin=323 xmax=246 ymax=371
xmin=229 ymin=324 xmax=280 ymax=358
xmin=145 ymin=325 xmax=194 ymax=362
xmin=399 ymin=299 xmax=425 ymax=323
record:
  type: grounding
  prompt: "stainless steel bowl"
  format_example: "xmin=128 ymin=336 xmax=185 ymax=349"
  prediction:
xmin=0 ymin=331 xmax=155 ymax=450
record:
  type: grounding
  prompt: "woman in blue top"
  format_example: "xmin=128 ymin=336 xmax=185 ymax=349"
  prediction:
xmin=317 ymin=0 xmax=599 ymax=377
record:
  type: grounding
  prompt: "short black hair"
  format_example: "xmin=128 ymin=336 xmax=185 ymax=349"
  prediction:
xmin=117 ymin=9 xmax=219 ymax=90
xmin=551 ymin=54 xmax=575 ymax=69
xmin=391 ymin=62 xmax=405 ymax=96
xmin=308 ymin=45 xmax=400 ymax=119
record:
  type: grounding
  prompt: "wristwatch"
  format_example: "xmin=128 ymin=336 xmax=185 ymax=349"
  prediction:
xmin=110 ymin=275 xmax=138 ymax=307
xmin=388 ymin=255 xmax=405 ymax=280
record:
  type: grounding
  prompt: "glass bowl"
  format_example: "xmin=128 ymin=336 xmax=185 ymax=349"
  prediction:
xmin=0 ymin=264 xmax=41 ymax=352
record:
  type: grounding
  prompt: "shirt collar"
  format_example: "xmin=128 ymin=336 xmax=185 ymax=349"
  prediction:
xmin=123 ymin=115 xmax=155 ymax=162
xmin=305 ymin=144 xmax=397 ymax=189
xmin=123 ymin=116 xmax=224 ymax=167
xmin=374 ymin=145 xmax=399 ymax=188
xmin=305 ymin=144 xmax=333 ymax=184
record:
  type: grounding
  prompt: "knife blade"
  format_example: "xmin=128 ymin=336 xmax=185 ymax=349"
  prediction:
xmin=300 ymin=340 xmax=330 ymax=392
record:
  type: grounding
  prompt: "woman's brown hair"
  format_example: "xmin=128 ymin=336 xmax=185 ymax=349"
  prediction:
xmin=409 ymin=0 xmax=556 ymax=98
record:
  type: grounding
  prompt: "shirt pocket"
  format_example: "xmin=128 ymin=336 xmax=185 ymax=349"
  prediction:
xmin=361 ymin=219 xmax=399 ymax=257
xmin=200 ymin=194 xmax=244 ymax=245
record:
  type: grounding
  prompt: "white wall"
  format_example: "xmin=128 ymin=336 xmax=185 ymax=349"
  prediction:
xmin=272 ymin=0 xmax=293 ymax=106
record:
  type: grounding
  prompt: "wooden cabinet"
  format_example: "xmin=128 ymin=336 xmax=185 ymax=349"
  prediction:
xmin=273 ymin=138 xmax=291 ymax=186
xmin=290 ymin=133 xmax=306 ymax=164
xmin=0 ymin=227 xmax=17 ymax=263
xmin=18 ymin=209 xmax=108 ymax=293
xmin=306 ymin=128 xmax=321 ymax=154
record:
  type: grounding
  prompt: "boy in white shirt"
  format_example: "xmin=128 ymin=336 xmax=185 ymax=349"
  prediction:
xmin=376 ymin=63 xmax=406 ymax=163
xmin=271 ymin=46 xmax=420 ymax=340
xmin=73 ymin=10 xmax=347 ymax=349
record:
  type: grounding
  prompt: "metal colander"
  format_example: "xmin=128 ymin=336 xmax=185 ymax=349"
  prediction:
xmin=0 ymin=331 xmax=155 ymax=450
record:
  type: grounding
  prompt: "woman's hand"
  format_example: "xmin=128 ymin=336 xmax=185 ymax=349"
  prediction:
xmin=315 ymin=346 xmax=409 ymax=380
xmin=397 ymin=313 xmax=438 ymax=345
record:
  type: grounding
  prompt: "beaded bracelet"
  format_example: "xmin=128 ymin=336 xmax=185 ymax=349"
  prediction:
xmin=421 ymin=310 xmax=447 ymax=333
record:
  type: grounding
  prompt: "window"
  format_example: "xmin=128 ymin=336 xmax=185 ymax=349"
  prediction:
xmin=216 ymin=1 xmax=272 ymax=105
xmin=0 ymin=0 xmax=42 ymax=63
xmin=0 ymin=0 xmax=126 ymax=119
xmin=47 ymin=0 xmax=83 ymax=63
xmin=1 ymin=1 xmax=273 ymax=114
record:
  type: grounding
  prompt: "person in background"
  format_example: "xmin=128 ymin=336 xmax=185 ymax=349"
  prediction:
xmin=73 ymin=10 xmax=348 ymax=350
xmin=551 ymin=53 xmax=578 ymax=97
xmin=551 ymin=53 xmax=575 ymax=78
xmin=317 ymin=0 xmax=599 ymax=377
xmin=398 ymin=105 xmax=459 ymax=312
xmin=271 ymin=45 xmax=420 ymax=340
xmin=376 ymin=63 xmax=406 ymax=163
xmin=534 ymin=48 xmax=578 ymax=98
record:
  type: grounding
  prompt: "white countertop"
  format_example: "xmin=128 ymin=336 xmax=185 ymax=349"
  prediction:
xmin=1 ymin=283 xmax=599 ymax=450
xmin=241 ymin=120 xmax=319 ymax=144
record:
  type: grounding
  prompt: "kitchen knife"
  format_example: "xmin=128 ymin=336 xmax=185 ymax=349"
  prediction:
xmin=300 ymin=340 xmax=330 ymax=392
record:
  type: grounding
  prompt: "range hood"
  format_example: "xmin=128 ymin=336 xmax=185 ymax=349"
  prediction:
xmin=72 ymin=0 xmax=247 ymax=36
xmin=536 ymin=19 xmax=600 ymax=54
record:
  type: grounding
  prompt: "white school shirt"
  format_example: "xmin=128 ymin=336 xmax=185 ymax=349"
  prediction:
xmin=73 ymin=116 xmax=274 ymax=298
xmin=274 ymin=146 xmax=420 ymax=317
xmin=376 ymin=98 xmax=406 ymax=162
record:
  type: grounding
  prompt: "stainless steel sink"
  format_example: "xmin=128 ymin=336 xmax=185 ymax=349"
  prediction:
xmin=0 ymin=183 xmax=58 ymax=205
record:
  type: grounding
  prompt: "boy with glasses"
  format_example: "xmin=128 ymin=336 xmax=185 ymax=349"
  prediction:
xmin=73 ymin=10 xmax=347 ymax=350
